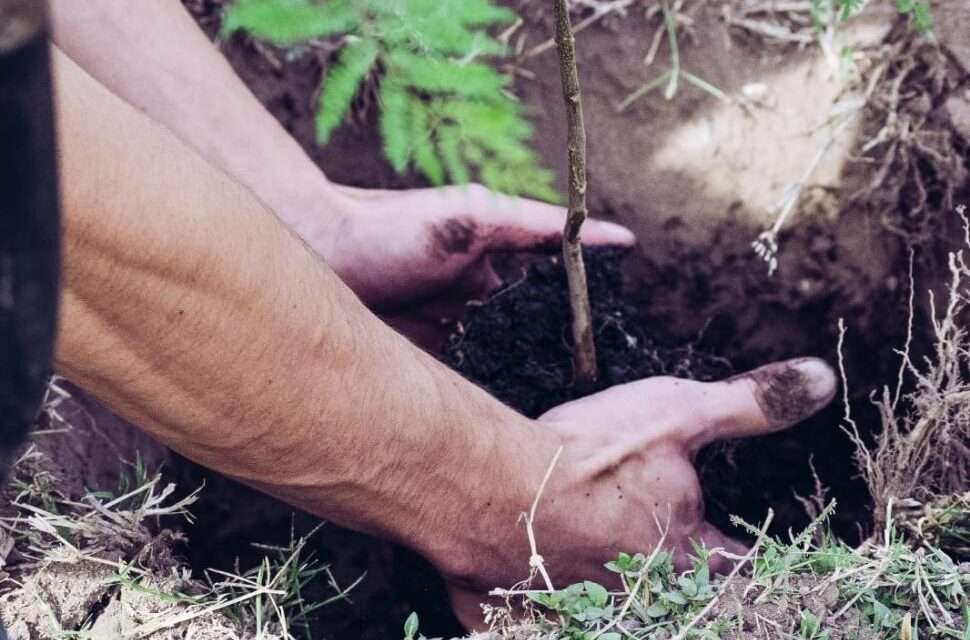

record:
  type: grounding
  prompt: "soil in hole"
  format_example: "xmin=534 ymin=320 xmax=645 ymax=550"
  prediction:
xmin=445 ymin=246 xmax=874 ymax=544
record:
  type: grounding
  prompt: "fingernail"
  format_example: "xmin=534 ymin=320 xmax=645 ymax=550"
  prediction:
xmin=792 ymin=358 xmax=838 ymax=405
xmin=744 ymin=358 xmax=838 ymax=425
xmin=589 ymin=220 xmax=636 ymax=245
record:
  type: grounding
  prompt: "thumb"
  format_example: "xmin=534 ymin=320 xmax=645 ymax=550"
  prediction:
xmin=685 ymin=357 xmax=838 ymax=452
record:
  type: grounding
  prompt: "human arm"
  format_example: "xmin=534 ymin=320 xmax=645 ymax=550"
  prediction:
xmin=53 ymin=46 xmax=836 ymax=630
xmin=48 ymin=0 xmax=634 ymax=348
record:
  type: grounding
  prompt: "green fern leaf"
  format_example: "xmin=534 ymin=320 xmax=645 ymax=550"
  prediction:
xmin=383 ymin=1 xmax=506 ymax=56
xmin=223 ymin=0 xmax=360 ymax=45
xmin=436 ymin=99 xmax=532 ymax=141
xmin=409 ymin=98 xmax=444 ymax=185
xmin=452 ymin=0 xmax=517 ymax=25
xmin=911 ymin=2 xmax=933 ymax=32
xmin=462 ymin=142 xmax=486 ymax=165
xmin=379 ymin=80 xmax=412 ymax=172
xmin=387 ymin=51 xmax=506 ymax=98
xmin=481 ymin=162 xmax=560 ymax=203
xmin=316 ymin=38 xmax=379 ymax=143
xmin=437 ymin=126 xmax=470 ymax=184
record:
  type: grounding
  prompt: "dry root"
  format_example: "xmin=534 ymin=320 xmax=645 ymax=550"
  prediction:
xmin=851 ymin=22 xmax=967 ymax=241
xmin=842 ymin=206 xmax=970 ymax=557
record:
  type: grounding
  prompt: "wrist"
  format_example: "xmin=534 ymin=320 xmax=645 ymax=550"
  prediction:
xmin=412 ymin=406 xmax=564 ymax=586
xmin=268 ymin=177 xmax=353 ymax=265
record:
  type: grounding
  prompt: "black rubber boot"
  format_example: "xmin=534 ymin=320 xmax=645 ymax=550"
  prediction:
xmin=0 ymin=1 xmax=60 ymax=636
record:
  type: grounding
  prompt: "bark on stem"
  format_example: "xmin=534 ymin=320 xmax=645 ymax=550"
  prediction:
xmin=553 ymin=0 xmax=598 ymax=385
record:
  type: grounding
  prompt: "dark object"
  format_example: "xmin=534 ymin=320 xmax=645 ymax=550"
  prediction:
xmin=0 ymin=0 xmax=60 ymax=476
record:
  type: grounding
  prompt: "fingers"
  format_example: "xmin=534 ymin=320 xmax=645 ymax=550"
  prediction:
xmin=447 ymin=584 xmax=488 ymax=632
xmin=684 ymin=358 xmax=837 ymax=452
xmin=439 ymin=183 xmax=636 ymax=250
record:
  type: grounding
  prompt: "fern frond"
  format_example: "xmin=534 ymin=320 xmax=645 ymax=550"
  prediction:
xmin=228 ymin=0 xmax=555 ymax=200
xmin=451 ymin=0 xmax=517 ymax=26
xmin=387 ymin=51 xmax=506 ymax=98
xmin=316 ymin=38 xmax=379 ymax=144
xmin=436 ymin=100 xmax=532 ymax=141
xmin=378 ymin=81 xmax=412 ymax=172
xmin=437 ymin=126 xmax=470 ymax=184
xmin=409 ymin=98 xmax=444 ymax=186
xmin=223 ymin=0 xmax=360 ymax=45
xmin=381 ymin=1 xmax=507 ymax=56
xmin=482 ymin=162 xmax=560 ymax=203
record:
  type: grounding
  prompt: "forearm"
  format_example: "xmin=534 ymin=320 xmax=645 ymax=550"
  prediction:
xmin=52 ymin=48 xmax=550 ymax=568
xmin=48 ymin=0 xmax=338 ymax=245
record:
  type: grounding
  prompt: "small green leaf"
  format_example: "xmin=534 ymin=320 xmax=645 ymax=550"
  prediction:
xmin=664 ymin=590 xmax=688 ymax=606
xmin=408 ymin=98 xmax=444 ymax=185
xmin=437 ymin=126 xmax=469 ymax=184
xmin=800 ymin=610 xmax=820 ymax=638
xmin=388 ymin=50 xmax=506 ymax=98
xmin=316 ymin=38 xmax=379 ymax=144
xmin=646 ymin=602 xmax=670 ymax=618
xmin=223 ymin=0 xmax=360 ymax=44
xmin=403 ymin=611 xmax=419 ymax=640
xmin=584 ymin=581 xmax=609 ymax=608
xmin=678 ymin=576 xmax=698 ymax=597
xmin=378 ymin=80 xmax=411 ymax=172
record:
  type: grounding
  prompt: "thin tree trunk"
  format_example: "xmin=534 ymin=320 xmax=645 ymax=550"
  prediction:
xmin=553 ymin=0 xmax=598 ymax=385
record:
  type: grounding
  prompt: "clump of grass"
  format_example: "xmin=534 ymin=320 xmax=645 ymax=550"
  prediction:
xmin=840 ymin=206 xmax=970 ymax=548
xmin=0 ymin=383 xmax=359 ymax=639
xmin=465 ymin=505 xmax=968 ymax=640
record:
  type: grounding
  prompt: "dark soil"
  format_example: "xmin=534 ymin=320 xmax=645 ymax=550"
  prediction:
xmin=444 ymin=248 xmax=733 ymax=417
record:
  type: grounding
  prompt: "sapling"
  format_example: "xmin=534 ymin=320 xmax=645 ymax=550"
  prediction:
xmin=553 ymin=0 xmax=598 ymax=384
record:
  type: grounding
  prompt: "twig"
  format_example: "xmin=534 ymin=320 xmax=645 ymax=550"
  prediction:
xmin=553 ymin=0 xmax=598 ymax=385
xmin=524 ymin=445 xmax=564 ymax=592
xmin=670 ymin=510 xmax=775 ymax=640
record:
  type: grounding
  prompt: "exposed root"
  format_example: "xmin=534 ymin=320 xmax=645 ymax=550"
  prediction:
xmin=850 ymin=23 xmax=967 ymax=242
xmin=841 ymin=206 xmax=970 ymax=556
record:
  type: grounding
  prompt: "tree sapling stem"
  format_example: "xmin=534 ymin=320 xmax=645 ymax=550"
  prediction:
xmin=553 ymin=0 xmax=598 ymax=385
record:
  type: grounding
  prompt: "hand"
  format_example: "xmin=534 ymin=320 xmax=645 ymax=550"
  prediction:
xmin=303 ymin=184 xmax=635 ymax=348
xmin=440 ymin=357 xmax=838 ymax=629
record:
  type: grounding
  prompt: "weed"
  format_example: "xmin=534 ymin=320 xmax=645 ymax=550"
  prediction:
xmin=478 ymin=508 xmax=969 ymax=640
xmin=222 ymin=0 xmax=558 ymax=201
xmin=617 ymin=0 xmax=727 ymax=112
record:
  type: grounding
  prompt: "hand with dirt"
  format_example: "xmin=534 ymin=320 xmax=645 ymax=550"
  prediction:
xmin=443 ymin=358 xmax=837 ymax=629
xmin=315 ymin=185 xmax=635 ymax=348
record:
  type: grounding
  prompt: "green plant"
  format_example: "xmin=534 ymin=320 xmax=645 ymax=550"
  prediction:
xmin=810 ymin=0 xmax=933 ymax=33
xmin=223 ymin=0 xmax=558 ymax=202
xmin=402 ymin=611 xmax=420 ymax=640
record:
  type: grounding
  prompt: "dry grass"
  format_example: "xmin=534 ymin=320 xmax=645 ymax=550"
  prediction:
xmin=0 ymin=387 xmax=358 ymax=640
xmin=840 ymin=205 xmax=970 ymax=553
